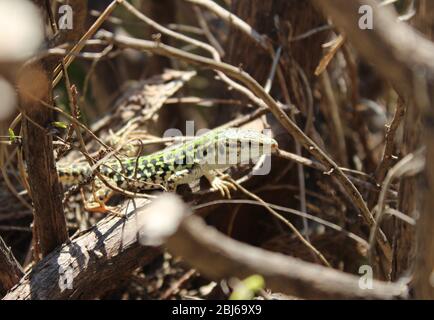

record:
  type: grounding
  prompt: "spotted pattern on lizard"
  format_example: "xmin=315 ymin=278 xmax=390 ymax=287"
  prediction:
xmin=57 ymin=128 xmax=278 ymax=210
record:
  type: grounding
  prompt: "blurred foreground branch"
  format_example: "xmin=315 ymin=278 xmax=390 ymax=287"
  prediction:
xmin=166 ymin=210 xmax=406 ymax=299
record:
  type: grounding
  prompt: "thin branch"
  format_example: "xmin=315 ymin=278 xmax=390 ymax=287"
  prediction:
xmin=193 ymin=6 xmax=225 ymax=57
xmin=52 ymin=0 xmax=120 ymax=86
xmin=369 ymin=148 xmax=425 ymax=265
xmin=313 ymin=0 xmax=434 ymax=98
xmin=183 ymin=0 xmax=268 ymax=49
xmin=226 ymin=177 xmax=331 ymax=267
xmin=321 ymin=71 xmax=348 ymax=166
xmin=376 ymin=98 xmax=406 ymax=183
xmin=193 ymin=199 xmax=368 ymax=247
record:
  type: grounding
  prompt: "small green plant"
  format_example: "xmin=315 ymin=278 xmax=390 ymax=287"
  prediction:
xmin=229 ymin=275 xmax=265 ymax=300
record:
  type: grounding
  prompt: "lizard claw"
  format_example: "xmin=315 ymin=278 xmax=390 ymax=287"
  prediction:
xmin=82 ymin=186 xmax=125 ymax=218
xmin=210 ymin=176 xmax=237 ymax=199
xmin=84 ymin=202 xmax=125 ymax=218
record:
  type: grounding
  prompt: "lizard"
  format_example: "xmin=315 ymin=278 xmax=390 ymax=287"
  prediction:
xmin=57 ymin=127 xmax=278 ymax=212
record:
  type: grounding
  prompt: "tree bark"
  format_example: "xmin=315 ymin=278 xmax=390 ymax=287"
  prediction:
xmin=0 ymin=236 xmax=23 ymax=296
xmin=3 ymin=199 xmax=160 ymax=300
xmin=20 ymin=62 xmax=68 ymax=258
xmin=20 ymin=1 xmax=89 ymax=258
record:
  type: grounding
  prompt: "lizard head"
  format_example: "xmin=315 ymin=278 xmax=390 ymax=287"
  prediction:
xmin=220 ymin=127 xmax=277 ymax=149
xmin=216 ymin=128 xmax=279 ymax=162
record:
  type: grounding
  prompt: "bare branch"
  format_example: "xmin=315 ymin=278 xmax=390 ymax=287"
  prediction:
xmin=166 ymin=214 xmax=407 ymax=299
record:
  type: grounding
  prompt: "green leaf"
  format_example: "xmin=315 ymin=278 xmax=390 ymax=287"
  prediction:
xmin=243 ymin=274 xmax=265 ymax=291
xmin=51 ymin=121 xmax=68 ymax=129
xmin=229 ymin=275 xmax=265 ymax=300
xmin=8 ymin=128 xmax=16 ymax=143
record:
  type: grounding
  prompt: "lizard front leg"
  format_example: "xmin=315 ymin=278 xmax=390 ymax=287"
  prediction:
xmin=165 ymin=165 xmax=203 ymax=192
xmin=82 ymin=179 xmax=123 ymax=217
xmin=203 ymin=170 xmax=237 ymax=199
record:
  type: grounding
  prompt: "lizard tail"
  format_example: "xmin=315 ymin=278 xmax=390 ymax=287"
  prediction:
xmin=57 ymin=163 xmax=93 ymax=186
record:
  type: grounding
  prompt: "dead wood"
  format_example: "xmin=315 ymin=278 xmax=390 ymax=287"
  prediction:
xmin=0 ymin=236 xmax=23 ymax=295
xmin=3 ymin=199 xmax=160 ymax=300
